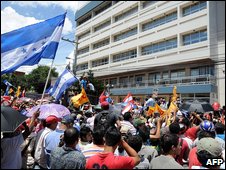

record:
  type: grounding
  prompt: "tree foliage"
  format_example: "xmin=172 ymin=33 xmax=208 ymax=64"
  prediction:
xmin=28 ymin=66 xmax=58 ymax=93
xmin=1 ymin=66 xmax=58 ymax=94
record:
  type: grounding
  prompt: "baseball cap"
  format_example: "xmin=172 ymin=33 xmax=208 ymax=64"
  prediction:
xmin=94 ymin=104 xmax=102 ymax=111
xmin=197 ymin=137 xmax=222 ymax=157
xmin=133 ymin=118 xmax=146 ymax=127
xmin=61 ymin=116 xmax=74 ymax=124
xmin=45 ymin=115 xmax=60 ymax=124
xmin=101 ymin=101 xmax=109 ymax=110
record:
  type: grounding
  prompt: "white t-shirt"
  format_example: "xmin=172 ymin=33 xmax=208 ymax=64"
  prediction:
xmin=88 ymin=83 xmax=95 ymax=91
xmin=34 ymin=127 xmax=52 ymax=168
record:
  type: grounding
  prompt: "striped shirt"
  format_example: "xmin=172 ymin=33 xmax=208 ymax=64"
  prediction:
xmin=120 ymin=120 xmax=137 ymax=135
xmin=82 ymin=143 xmax=104 ymax=159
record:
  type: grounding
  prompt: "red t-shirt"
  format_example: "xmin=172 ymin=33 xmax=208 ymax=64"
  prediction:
xmin=185 ymin=126 xmax=199 ymax=141
xmin=176 ymin=138 xmax=189 ymax=165
xmin=188 ymin=147 xmax=202 ymax=169
xmin=86 ymin=152 xmax=135 ymax=169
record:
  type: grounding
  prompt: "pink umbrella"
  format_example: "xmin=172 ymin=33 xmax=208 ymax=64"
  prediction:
xmin=24 ymin=103 xmax=70 ymax=119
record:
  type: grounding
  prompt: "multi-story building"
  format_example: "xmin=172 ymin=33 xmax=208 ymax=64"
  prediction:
xmin=74 ymin=1 xmax=225 ymax=106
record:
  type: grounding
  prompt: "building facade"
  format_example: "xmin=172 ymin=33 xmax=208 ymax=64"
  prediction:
xmin=74 ymin=1 xmax=225 ymax=106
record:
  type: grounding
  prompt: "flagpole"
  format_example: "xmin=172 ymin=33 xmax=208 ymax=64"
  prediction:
xmin=40 ymin=59 xmax=54 ymax=106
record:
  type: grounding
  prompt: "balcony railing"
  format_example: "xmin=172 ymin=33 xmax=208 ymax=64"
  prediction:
xmin=111 ymin=74 xmax=216 ymax=89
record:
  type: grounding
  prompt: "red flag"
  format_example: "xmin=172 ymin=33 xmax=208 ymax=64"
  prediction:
xmin=122 ymin=102 xmax=133 ymax=115
xmin=99 ymin=90 xmax=108 ymax=104
xmin=123 ymin=92 xmax=134 ymax=104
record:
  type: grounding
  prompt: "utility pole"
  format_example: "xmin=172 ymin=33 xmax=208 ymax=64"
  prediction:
xmin=61 ymin=37 xmax=79 ymax=75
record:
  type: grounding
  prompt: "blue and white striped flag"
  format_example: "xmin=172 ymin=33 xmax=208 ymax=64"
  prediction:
xmin=49 ymin=68 xmax=79 ymax=101
xmin=1 ymin=13 xmax=66 ymax=75
xmin=3 ymin=80 xmax=13 ymax=96
xmin=3 ymin=80 xmax=13 ymax=87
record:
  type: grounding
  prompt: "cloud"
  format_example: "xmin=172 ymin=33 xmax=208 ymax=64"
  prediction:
xmin=62 ymin=17 xmax=73 ymax=35
xmin=1 ymin=6 xmax=41 ymax=34
xmin=1 ymin=6 xmax=73 ymax=35
xmin=10 ymin=1 xmax=89 ymax=12
xmin=16 ymin=65 xmax=38 ymax=75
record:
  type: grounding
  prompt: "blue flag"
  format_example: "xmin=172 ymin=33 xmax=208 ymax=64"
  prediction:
xmin=3 ymin=80 xmax=13 ymax=87
xmin=1 ymin=13 xmax=66 ymax=75
xmin=45 ymin=85 xmax=53 ymax=94
xmin=49 ymin=68 xmax=79 ymax=101
xmin=3 ymin=80 xmax=13 ymax=96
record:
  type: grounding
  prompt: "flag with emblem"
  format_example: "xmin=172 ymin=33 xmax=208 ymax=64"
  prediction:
xmin=1 ymin=13 xmax=66 ymax=75
xmin=49 ymin=68 xmax=79 ymax=101
xmin=71 ymin=88 xmax=89 ymax=108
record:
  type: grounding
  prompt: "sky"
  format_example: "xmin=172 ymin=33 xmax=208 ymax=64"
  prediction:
xmin=1 ymin=1 xmax=89 ymax=75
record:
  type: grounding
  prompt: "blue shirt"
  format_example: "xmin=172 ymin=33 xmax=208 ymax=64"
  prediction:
xmin=81 ymin=79 xmax=87 ymax=89
xmin=217 ymin=134 xmax=225 ymax=141
xmin=50 ymin=146 xmax=86 ymax=169
xmin=45 ymin=129 xmax=64 ymax=169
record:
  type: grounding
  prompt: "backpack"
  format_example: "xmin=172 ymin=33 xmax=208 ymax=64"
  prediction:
xmin=98 ymin=111 xmax=109 ymax=128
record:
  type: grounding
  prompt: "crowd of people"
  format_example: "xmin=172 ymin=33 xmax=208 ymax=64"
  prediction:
xmin=1 ymin=89 xmax=225 ymax=169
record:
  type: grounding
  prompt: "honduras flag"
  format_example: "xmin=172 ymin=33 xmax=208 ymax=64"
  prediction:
xmin=49 ymin=68 xmax=79 ymax=101
xmin=3 ymin=80 xmax=13 ymax=87
xmin=3 ymin=79 xmax=13 ymax=96
xmin=1 ymin=13 xmax=66 ymax=75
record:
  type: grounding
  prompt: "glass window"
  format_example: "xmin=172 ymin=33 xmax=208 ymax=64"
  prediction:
xmin=183 ymin=1 xmax=207 ymax=16
xmin=115 ymin=6 xmax=138 ymax=22
xmin=178 ymin=71 xmax=185 ymax=77
xmin=149 ymin=74 xmax=155 ymax=84
xmin=94 ymin=2 xmax=112 ymax=16
xmin=142 ymin=11 xmax=177 ymax=32
xmin=92 ymin=57 xmax=109 ymax=67
xmin=113 ymin=49 xmax=137 ymax=62
xmin=78 ymin=15 xmax=92 ymax=26
xmin=148 ymin=73 xmax=160 ymax=84
xmin=93 ymin=38 xmax=110 ymax=50
xmin=171 ymin=72 xmax=177 ymax=78
xmin=171 ymin=70 xmax=185 ymax=78
xmin=141 ymin=38 xmax=177 ymax=55
xmin=114 ymin=27 xmax=137 ymax=42
xmin=77 ymin=63 xmax=88 ymax=71
xmin=191 ymin=66 xmax=214 ymax=76
xmin=163 ymin=72 xmax=169 ymax=79
xmin=77 ymin=46 xmax=89 ymax=56
xmin=110 ymin=78 xmax=117 ymax=86
xmin=78 ymin=31 xmax=90 ymax=40
xmin=183 ymin=35 xmax=191 ymax=45
xmin=94 ymin=20 xmax=111 ymax=32
xmin=200 ymin=30 xmax=207 ymax=41
xmin=156 ymin=73 xmax=161 ymax=83
xmin=191 ymin=32 xmax=199 ymax=44
xmin=119 ymin=77 xmax=128 ymax=86
xmin=191 ymin=68 xmax=199 ymax=76
xmin=129 ymin=76 xmax=134 ymax=86
xmin=142 ymin=1 xmax=157 ymax=8
xmin=135 ymin=75 xmax=145 ymax=84
xmin=183 ymin=29 xmax=207 ymax=46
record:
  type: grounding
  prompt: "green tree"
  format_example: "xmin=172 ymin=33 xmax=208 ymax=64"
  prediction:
xmin=27 ymin=65 xmax=58 ymax=93
xmin=1 ymin=66 xmax=58 ymax=94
